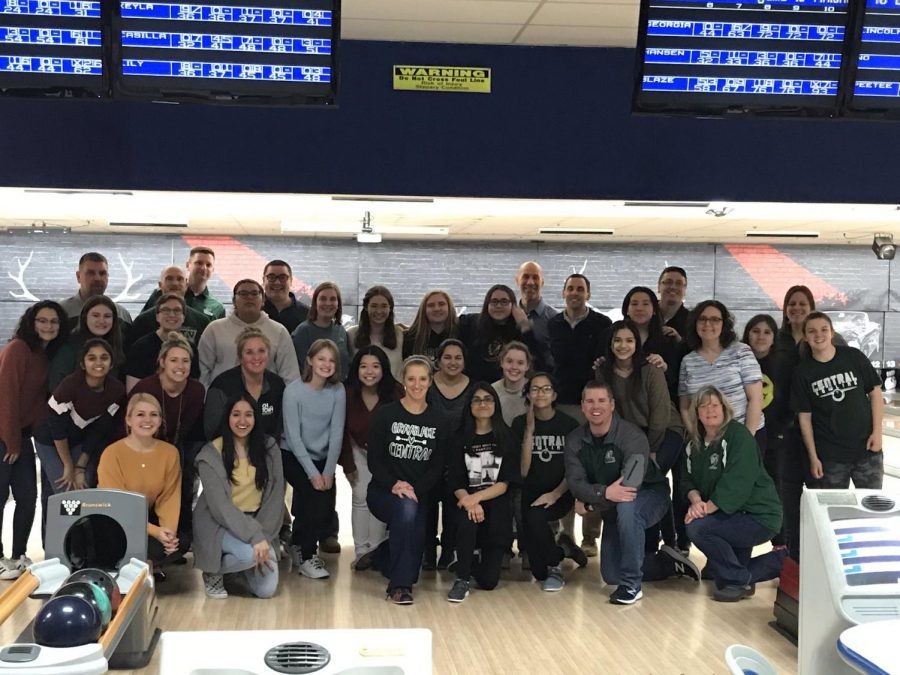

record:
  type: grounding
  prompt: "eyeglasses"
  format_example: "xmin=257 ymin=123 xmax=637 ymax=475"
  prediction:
xmin=489 ymin=298 xmax=512 ymax=307
xmin=697 ymin=316 xmax=723 ymax=325
xmin=236 ymin=290 xmax=262 ymax=298
xmin=471 ymin=396 xmax=495 ymax=406
xmin=35 ymin=318 xmax=60 ymax=326
xmin=158 ymin=307 xmax=184 ymax=315
xmin=265 ymin=274 xmax=290 ymax=283
xmin=661 ymin=279 xmax=687 ymax=288
xmin=529 ymin=385 xmax=554 ymax=395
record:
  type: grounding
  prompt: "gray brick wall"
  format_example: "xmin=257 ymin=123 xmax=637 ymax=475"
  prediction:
xmin=1 ymin=233 xmax=896 ymax=361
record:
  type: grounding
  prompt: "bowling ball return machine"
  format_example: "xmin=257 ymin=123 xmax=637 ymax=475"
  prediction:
xmin=0 ymin=489 xmax=159 ymax=674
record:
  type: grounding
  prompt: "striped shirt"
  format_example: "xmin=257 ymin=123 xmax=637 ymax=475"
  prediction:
xmin=678 ymin=342 xmax=764 ymax=430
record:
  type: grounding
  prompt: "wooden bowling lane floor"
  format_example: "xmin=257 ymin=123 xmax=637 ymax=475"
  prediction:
xmin=1 ymin=474 xmax=809 ymax=675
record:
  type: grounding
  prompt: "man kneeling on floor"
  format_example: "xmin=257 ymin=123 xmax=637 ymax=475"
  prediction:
xmin=565 ymin=379 xmax=700 ymax=605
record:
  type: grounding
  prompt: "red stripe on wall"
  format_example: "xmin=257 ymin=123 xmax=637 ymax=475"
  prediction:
xmin=723 ymin=244 xmax=848 ymax=307
xmin=182 ymin=236 xmax=315 ymax=298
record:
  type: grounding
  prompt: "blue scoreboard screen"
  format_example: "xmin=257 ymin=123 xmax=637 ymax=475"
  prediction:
xmin=112 ymin=0 xmax=338 ymax=104
xmin=634 ymin=0 xmax=852 ymax=116
xmin=0 ymin=0 xmax=104 ymax=96
xmin=848 ymin=0 xmax=900 ymax=114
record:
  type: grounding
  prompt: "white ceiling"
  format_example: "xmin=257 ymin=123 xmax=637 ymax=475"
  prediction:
xmin=342 ymin=0 xmax=640 ymax=47
xmin=1 ymin=188 xmax=897 ymax=245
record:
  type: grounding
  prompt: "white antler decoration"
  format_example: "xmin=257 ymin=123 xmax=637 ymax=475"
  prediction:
xmin=571 ymin=259 xmax=588 ymax=275
xmin=7 ymin=252 xmax=39 ymax=301
xmin=112 ymin=253 xmax=143 ymax=302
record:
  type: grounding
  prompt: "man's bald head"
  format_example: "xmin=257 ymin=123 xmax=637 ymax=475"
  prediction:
xmin=516 ymin=261 xmax=545 ymax=305
xmin=159 ymin=265 xmax=187 ymax=296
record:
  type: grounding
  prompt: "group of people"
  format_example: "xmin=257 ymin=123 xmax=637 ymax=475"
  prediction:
xmin=0 ymin=248 xmax=884 ymax=608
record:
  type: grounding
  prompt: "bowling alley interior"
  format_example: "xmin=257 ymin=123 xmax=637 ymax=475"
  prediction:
xmin=3 ymin=0 xmax=900 ymax=673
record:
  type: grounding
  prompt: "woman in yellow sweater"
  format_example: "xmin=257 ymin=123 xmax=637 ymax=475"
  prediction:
xmin=98 ymin=393 xmax=185 ymax=570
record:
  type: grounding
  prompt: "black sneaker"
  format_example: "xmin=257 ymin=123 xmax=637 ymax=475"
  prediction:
xmin=660 ymin=545 xmax=701 ymax=582
xmin=387 ymin=587 xmax=414 ymax=605
xmin=609 ymin=585 xmax=643 ymax=605
xmin=447 ymin=578 xmax=470 ymax=603
xmin=557 ymin=533 xmax=588 ymax=568
xmin=713 ymin=584 xmax=753 ymax=602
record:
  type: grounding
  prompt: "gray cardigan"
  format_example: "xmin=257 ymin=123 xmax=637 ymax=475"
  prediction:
xmin=192 ymin=435 xmax=285 ymax=573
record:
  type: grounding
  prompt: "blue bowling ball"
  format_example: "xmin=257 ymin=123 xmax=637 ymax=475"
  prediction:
xmin=32 ymin=595 xmax=102 ymax=648
xmin=53 ymin=581 xmax=112 ymax=630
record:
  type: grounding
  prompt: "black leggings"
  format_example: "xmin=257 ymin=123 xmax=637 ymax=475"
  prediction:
xmin=522 ymin=490 xmax=574 ymax=581
xmin=282 ymin=452 xmax=335 ymax=559
xmin=0 ymin=435 xmax=37 ymax=559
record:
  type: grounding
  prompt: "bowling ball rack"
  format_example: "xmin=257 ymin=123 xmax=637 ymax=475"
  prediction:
xmin=0 ymin=558 xmax=158 ymax=674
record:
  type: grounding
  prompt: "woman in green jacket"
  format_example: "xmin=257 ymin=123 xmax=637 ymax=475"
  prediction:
xmin=681 ymin=386 xmax=785 ymax=602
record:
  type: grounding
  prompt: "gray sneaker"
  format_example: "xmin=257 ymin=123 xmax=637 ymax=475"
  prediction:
xmin=660 ymin=545 xmax=701 ymax=582
xmin=447 ymin=578 xmax=470 ymax=603
xmin=541 ymin=566 xmax=565 ymax=592
xmin=299 ymin=555 xmax=330 ymax=579
xmin=202 ymin=572 xmax=228 ymax=599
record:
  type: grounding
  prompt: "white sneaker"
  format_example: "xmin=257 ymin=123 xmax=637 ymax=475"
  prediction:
xmin=202 ymin=572 xmax=228 ymax=599
xmin=298 ymin=556 xmax=330 ymax=579
xmin=0 ymin=556 xmax=26 ymax=581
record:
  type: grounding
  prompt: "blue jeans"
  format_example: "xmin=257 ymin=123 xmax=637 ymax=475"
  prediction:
xmin=0 ymin=436 xmax=37 ymax=559
xmin=367 ymin=482 xmax=427 ymax=592
xmin=686 ymin=511 xmax=786 ymax=587
xmin=220 ymin=531 xmax=279 ymax=599
xmin=600 ymin=488 xmax=669 ymax=591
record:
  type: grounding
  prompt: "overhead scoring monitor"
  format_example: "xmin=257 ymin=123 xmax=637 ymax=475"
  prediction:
xmin=0 ymin=0 xmax=105 ymax=97
xmin=633 ymin=0 xmax=853 ymax=116
xmin=111 ymin=0 xmax=338 ymax=105
xmin=847 ymin=0 xmax=900 ymax=116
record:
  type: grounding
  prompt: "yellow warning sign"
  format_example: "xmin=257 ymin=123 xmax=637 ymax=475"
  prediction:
xmin=393 ymin=65 xmax=491 ymax=94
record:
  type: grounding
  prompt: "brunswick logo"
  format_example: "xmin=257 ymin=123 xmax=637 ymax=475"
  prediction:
xmin=60 ymin=499 xmax=81 ymax=517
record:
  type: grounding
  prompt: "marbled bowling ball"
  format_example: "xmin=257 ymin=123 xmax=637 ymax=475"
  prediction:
xmin=66 ymin=568 xmax=122 ymax=614
xmin=32 ymin=595 xmax=102 ymax=648
xmin=53 ymin=581 xmax=111 ymax=630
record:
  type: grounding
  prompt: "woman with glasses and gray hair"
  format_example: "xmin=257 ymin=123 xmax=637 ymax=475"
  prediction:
xmin=680 ymin=386 xmax=785 ymax=602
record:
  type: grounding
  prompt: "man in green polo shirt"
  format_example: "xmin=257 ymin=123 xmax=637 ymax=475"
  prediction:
xmin=565 ymin=380 xmax=698 ymax=605
xmin=141 ymin=246 xmax=225 ymax=320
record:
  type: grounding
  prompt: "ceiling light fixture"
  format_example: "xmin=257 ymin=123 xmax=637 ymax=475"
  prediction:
xmin=537 ymin=228 xmax=614 ymax=235
xmin=745 ymin=230 xmax=819 ymax=238
xmin=873 ymin=233 xmax=896 ymax=260
xmin=356 ymin=211 xmax=382 ymax=244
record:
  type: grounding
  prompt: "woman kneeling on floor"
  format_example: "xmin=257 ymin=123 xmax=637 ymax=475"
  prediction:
xmin=681 ymin=386 xmax=786 ymax=602
xmin=193 ymin=394 xmax=285 ymax=599
xmin=446 ymin=383 xmax=519 ymax=603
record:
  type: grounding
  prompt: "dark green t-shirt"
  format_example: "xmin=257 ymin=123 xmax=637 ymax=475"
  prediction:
xmin=791 ymin=345 xmax=881 ymax=462
xmin=512 ymin=410 xmax=579 ymax=495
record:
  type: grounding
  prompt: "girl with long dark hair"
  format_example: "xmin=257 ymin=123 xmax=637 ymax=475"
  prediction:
xmin=0 ymin=301 xmax=69 ymax=578
xmin=446 ymin=383 xmax=518 ymax=602
xmin=51 ymin=295 xmax=126 ymax=387
xmin=340 ymin=345 xmax=402 ymax=570
xmin=621 ymin=286 xmax=683 ymax=398
xmin=193 ymin=395 xmax=285 ymax=599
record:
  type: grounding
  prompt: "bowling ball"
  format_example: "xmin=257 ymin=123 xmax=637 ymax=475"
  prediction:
xmin=66 ymin=568 xmax=122 ymax=613
xmin=32 ymin=595 xmax=102 ymax=648
xmin=53 ymin=581 xmax=111 ymax=630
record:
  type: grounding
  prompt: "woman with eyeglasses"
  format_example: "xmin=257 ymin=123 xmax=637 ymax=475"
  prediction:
xmin=459 ymin=285 xmax=535 ymax=384
xmin=348 ymin=286 xmax=404 ymax=381
xmin=0 ymin=301 xmax=69 ymax=579
xmin=292 ymin=282 xmax=350 ymax=382
xmin=198 ymin=279 xmax=299 ymax=387
xmin=402 ymin=290 xmax=460 ymax=363
xmin=126 ymin=294 xmax=200 ymax=392
xmin=445 ymin=383 xmax=518 ymax=602
xmin=514 ymin=372 xmax=582 ymax=592
xmin=678 ymin=300 xmax=765 ymax=451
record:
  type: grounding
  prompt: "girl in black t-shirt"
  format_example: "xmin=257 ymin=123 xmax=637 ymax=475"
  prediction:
xmin=514 ymin=372 xmax=581 ymax=592
xmin=446 ymin=383 xmax=518 ymax=602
